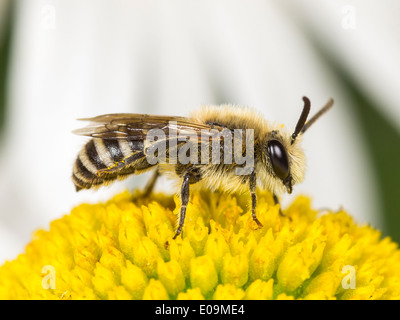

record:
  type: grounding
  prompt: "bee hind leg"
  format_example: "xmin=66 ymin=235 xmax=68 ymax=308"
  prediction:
xmin=142 ymin=168 xmax=159 ymax=197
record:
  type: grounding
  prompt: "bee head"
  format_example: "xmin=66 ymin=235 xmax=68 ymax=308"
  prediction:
xmin=261 ymin=96 xmax=333 ymax=195
xmin=262 ymin=130 xmax=305 ymax=195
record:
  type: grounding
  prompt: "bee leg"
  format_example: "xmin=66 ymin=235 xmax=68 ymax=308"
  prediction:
xmin=273 ymin=194 xmax=285 ymax=217
xmin=142 ymin=168 xmax=159 ymax=197
xmin=249 ymin=172 xmax=263 ymax=228
xmin=173 ymin=173 xmax=191 ymax=239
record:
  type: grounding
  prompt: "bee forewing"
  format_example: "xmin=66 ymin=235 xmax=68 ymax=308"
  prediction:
xmin=73 ymin=113 xmax=221 ymax=140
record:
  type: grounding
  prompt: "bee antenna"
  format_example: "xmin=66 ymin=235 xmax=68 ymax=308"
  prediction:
xmin=300 ymin=98 xmax=334 ymax=135
xmin=291 ymin=96 xmax=311 ymax=144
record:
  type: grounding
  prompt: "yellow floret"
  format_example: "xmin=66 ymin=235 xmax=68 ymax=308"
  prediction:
xmin=0 ymin=189 xmax=399 ymax=300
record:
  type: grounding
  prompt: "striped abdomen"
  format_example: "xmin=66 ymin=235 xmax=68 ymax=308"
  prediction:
xmin=72 ymin=138 xmax=152 ymax=191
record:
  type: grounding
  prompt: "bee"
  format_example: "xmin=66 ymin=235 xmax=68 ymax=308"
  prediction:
xmin=72 ymin=96 xmax=333 ymax=239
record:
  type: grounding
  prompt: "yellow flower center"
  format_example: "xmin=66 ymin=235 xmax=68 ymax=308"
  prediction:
xmin=0 ymin=190 xmax=399 ymax=300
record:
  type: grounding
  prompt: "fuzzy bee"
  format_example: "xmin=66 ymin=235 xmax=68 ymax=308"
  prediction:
xmin=72 ymin=97 xmax=333 ymax=239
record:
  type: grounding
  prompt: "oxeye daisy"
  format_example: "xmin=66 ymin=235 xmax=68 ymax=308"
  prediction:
xmin=0 ymin=190 xmax=399 ymax=300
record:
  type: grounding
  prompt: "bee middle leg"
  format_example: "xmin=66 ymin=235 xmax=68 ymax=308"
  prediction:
xmin=249 ymin=171 xmax=263 ymax=228
xmin=173 ymin=168 xmax=201 ymax=239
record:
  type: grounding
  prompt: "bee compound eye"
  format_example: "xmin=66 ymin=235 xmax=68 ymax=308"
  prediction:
xmin=267 ymin=140 xmax=289 ymax=180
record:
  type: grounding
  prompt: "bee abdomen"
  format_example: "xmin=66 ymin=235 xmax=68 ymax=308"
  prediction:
xmin=72 ymin=157 xmax=104 ymax=191
xmin=72 ymin=139 xmax=111 ymax=191
xmin=72 ymin=138 xmax=150 ymax=191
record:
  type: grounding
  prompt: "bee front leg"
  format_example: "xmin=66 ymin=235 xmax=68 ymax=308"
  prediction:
xmin=173 ymin=173 xmax=191 ymax=239
xmin=249 ymin=171 xmax=263 ymax=228
xmin=273 ymin=194 xmax=286 ymax=217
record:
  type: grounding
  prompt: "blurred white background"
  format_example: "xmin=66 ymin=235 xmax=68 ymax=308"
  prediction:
xmin=0 ymin=0 xmax=399 ymax=264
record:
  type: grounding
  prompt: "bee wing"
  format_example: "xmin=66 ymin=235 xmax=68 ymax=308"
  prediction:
xmin=73 ymin=113 xmax=223 ymax=141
